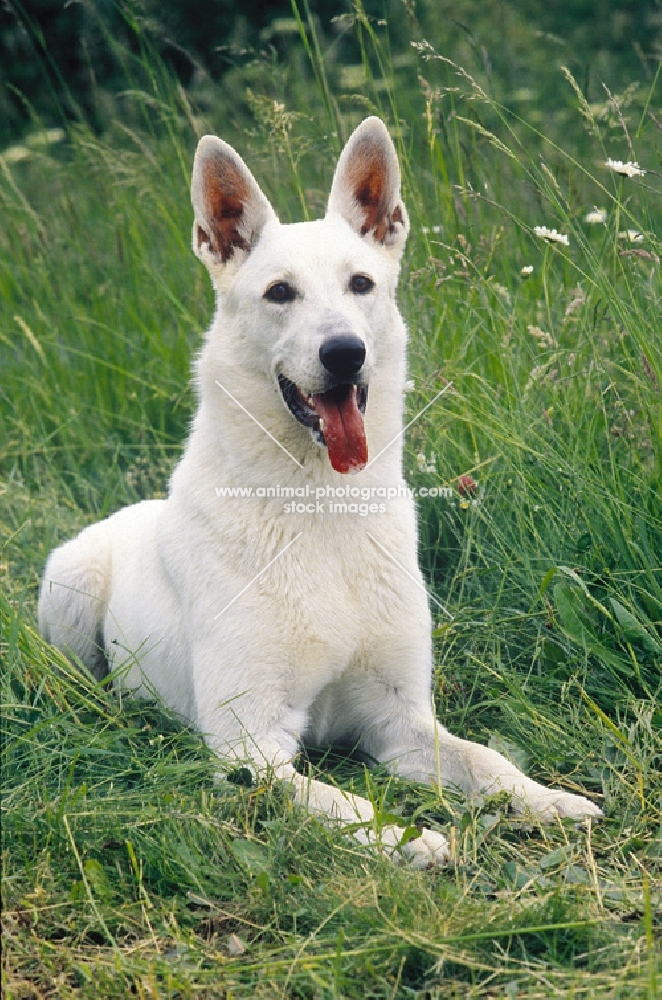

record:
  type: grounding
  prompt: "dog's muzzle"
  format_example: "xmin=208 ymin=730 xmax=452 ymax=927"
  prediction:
xmin=318 ymin=335 xmax=366 ymax=378
xmin=278 ymin=335 xmax=369 ymax=474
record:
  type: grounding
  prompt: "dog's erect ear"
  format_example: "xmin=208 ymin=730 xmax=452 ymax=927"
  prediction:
xmin=191 ymin=135 xmax=277 ymax=272
xmin=326 ymin=117 xmax=409 ymax=256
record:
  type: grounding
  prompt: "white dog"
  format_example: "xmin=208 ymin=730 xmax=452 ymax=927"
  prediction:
xmin=39 ymin=118 xmax=601 ymax=866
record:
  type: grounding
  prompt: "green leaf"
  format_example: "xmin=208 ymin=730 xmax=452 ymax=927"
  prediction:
xmin=539 ymin=847 xmax=568 ymax=870
xmin=230 ymin=838 xmax=269 ymax=873
xmin=565 ymin=864 xmax=590 ymax=884
xmin=554 ymin=584 xmax=634 ymax=675
xmin=610 ymin=598 xmax=661 ymax=654
xmin=554 ymin=583 xmax=591 ymax=646
xmin=558 ymin=567 xmax=612 ymax=619
xmin=503 ymin=861 xmax=518 ymax=884
xmin=256 ymin=870 xmax=270 ymax=895
xmin=397 ymin=825 xmax=422 ymax=848
xmin=530 ymin=565 xmax=558 ymax=611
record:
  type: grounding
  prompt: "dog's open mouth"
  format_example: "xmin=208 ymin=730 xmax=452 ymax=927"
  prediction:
xmin=278 ymin=375 xmax=368 ymax=474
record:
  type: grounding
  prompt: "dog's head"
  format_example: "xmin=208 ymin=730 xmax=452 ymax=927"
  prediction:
xmin=191 ymin=118 xmax=409 ymax=475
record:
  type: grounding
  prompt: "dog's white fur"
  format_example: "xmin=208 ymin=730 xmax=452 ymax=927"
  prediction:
xmin=39 ymin=118 xmax=601 ymax=867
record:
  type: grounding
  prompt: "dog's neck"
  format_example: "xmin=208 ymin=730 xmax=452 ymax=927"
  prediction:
xmin=168 ymin=362 xmax=407 ymax=507
xmin=181 ymin=383 xmax=404 ymax=485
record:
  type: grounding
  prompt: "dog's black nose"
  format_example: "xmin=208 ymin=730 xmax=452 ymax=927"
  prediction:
xmin=319 ymin=335 xmax=366 ymax=377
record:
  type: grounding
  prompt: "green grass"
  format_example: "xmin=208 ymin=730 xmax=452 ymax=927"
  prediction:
xmin=1 ymin=3 xmax=661 ymax=997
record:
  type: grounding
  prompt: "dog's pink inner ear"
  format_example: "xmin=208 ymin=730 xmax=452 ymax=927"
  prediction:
xmin=199 ymin=158 xmax=251 ymax=263
xmin=347 ymin=144 xmax=402 ymax=244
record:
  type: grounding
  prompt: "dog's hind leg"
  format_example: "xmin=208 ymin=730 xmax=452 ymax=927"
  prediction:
xmin=38 ymin=521 xmax=112 ymax=681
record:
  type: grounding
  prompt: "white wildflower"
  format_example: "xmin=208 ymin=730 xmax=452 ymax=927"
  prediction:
xmin=617 ymin=230 xmax=644 ymax=243
xmin=404 ymin=379 xmax=415 ymax=392
xmin=2 ymin=128 xmax=66 ymax=165
xmin=2 ymin=144 xmax=30 ymax=164
xmin=584 ymin=207 xmax=607 ymax=224
xmin=520 ymin=265 xmax=534 ymax=277
xmin=605 ymin=159 xmax=646 ymax=178
xmin=422 ymin=225 xmax=442 ymax=234
xmin=534 ymin=226 xmax=569 ymax=246
xmin=28 ymin=127 xmax=65 ymax=147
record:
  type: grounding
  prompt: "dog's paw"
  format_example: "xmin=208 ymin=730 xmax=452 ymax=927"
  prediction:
xmin=398 ymin=827 xmax=451 ymax=869
xmin=514 ymin=789 xmax=603 ymax=823
xmin=354 ymin=824 xmax=450 ymax=868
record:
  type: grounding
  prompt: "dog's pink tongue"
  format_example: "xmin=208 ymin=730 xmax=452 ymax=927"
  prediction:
xmin=312 ymin=387 xmax=367 ymax=474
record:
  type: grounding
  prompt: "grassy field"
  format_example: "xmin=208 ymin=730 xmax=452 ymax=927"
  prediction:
xmin=1 ymin=4 xmax=661 ymax=997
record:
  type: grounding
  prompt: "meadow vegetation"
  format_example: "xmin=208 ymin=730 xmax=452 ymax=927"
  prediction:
xmin=1 ymin=2 xmax=661 ymax=996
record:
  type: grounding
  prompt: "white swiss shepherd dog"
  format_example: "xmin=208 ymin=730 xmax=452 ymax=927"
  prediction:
xmin=39 ymin=118 xmax=602 ymax=866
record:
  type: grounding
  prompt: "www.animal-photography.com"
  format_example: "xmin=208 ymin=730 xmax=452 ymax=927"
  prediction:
xmin=2 ymin=2 xmax=660 ymax=997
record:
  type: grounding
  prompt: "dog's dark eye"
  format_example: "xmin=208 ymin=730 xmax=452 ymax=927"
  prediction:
xmin=350 ymin=274 xmax=374 ymax=295
xmin=264 ymin=281 xmax=297 ymax=304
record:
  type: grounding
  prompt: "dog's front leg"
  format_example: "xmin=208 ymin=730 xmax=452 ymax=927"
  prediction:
xmin=373 ymin=714 xmax=603 ymax=821
xmin=191 ymin=651 xmax=448 ymax=867
xmin=279 ymin=764 xmax=450 ymax=868
xmin=398 ymin=726 xmax=603 ymax=821
xmin=350 ymin=668 xmax=602 ymax=821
